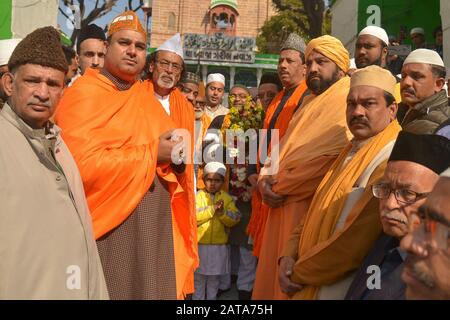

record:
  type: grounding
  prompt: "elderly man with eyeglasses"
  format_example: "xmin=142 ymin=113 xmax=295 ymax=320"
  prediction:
xmin=345 ymin=131 xmax=450 ymax=300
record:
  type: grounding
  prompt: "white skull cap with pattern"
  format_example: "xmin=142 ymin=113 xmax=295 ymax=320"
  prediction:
xmin=207 ymin=73 xmax=225 ymax=86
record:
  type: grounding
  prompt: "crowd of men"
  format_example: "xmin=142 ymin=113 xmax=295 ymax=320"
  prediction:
xmin=0 ymin=10 xmax=449 ymax=300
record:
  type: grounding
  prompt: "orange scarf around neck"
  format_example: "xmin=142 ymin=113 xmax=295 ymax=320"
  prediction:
xmin=291 ymin=120 xmax=401 ymax=299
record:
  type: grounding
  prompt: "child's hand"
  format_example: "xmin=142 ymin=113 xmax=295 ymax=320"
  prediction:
xmin=214 ymin=200 xmax=224 ymax=215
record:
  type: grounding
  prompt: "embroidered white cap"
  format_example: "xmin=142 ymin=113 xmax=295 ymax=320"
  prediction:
xmin=206 ymin=73 xmax=225 ymax=86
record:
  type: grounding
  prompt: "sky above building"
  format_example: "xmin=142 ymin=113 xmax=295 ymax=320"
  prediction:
xmin=58 ymin=0 xmax=146 ymax=38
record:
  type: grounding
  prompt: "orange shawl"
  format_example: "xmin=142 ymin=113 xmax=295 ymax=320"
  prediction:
xmin=291 ymin=120 xmax=401 ymax=299
xmin=247 ymin=80 xmax=308 ymax=257
xmin=155 ymin=83 xmax=198 ymax=298
xmin=55 ymin=69 xmax=198 ymax=299
xmin=54 ymin=69 xmax=170 ymax=239
xmin=252 ymin=77 xmax=352 ymax=300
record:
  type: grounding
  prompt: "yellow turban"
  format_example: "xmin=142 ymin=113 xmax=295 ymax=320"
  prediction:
xmin=305 ymin=35 xmax=350 ymax=73
xmin=108 ymin=11 xmax=146 ymax=38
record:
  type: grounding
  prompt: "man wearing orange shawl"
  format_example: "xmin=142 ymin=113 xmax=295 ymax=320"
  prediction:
xmin=146 ymin=33 xmax=197 ymax=299
xmin=55 ymin=12 xmax=197 ymax=300
xmin=247 ymin=33 xmax=309 ymax=258
xmin=279 ymin=65 xmax=401 ymax=300
xmin=252 ymin=35 xmax=353 ymax=300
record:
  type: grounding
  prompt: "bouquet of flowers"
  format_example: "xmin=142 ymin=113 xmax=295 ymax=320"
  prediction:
xmin=222 ymin=94 xmax=265 ymax=202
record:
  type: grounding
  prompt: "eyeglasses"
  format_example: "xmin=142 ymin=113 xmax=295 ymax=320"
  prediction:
xmin=417 ymin=206 xmax=450 ymax=250
xmin=372 ymin=183 xmax=430 ymax=204
xmin=196 ymin=101 xmax=206 ymax=107
xmin=156 ymin=59 xmax=182 ymax=74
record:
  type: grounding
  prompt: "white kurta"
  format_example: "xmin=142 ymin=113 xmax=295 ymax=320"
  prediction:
xmin=196 ymin=244 xmax=230 ymax=276
xmin=205 ymin=104 xmax=229 ymax=121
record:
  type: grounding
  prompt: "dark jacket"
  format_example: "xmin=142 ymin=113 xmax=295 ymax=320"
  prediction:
xmin=401 ymin=90 xmax=450 ymax=134
xmin=345 ymin=234 xmax=406 ymax=300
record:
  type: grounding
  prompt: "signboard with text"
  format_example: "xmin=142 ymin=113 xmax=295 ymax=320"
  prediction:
xmin=183 ymin=33 xmax=256 ymax=64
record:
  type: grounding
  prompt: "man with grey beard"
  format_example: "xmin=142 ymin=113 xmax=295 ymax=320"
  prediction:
xmin=345 ymin=131 xmax=450 ymax=299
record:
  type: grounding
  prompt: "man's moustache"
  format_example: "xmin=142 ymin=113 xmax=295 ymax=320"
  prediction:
xmin=350 ymin=117 xmax=369 ymax=126
xmin=161 ymin=73 xmax=174 ymax=81
xmin=307 ymin=73 xmax=322 ymax=81
xmin=402 ymin=87 xmax=416 ymax=96
xmin=28 ymin=101 xmax=50 ymax=108
xmin=380 ymin=209 xmax=408 ymax=225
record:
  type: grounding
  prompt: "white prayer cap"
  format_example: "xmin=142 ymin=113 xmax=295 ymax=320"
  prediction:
xmin=156 ymin=33 xmax=184 ymax=59
xmin=410 ymin=27 xmax=425 ymax=36
xmin=441 ymin=166 xmax=450 ymax=178
xmin=0 ymin=38 xmax=22 ymax=66
xmin=207 ymin=73 xmax=225 ymax=86
xmin=403 ymin=49 xmax=445 ymax=67
xmin=358 ymin=26 xmax=389 ymax=46
xmin=203 ymin=161 xmax=226 ymax=177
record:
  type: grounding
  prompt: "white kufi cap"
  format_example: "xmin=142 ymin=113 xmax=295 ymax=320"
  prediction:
xmin=156 ymin=33 xmax=184 ymax=59
xmin=203 ymin=161 xmax=226 ymax=177
xmin=359 ymin=26 xmax=389 ymax=46
xmin=207 ymin=73 xmax=225 ymax=86
xmin=404 ymin=49 xmax=444 ymax=67
xmin=0 ymin=38 xmax=22 ymax=66
xmin=410 ymin=27 xmax=425 ymax=36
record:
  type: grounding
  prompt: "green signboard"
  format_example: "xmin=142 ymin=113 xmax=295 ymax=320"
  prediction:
xmin=358 ymin=0 xmax=441 ymax=46
xmin=0 ymin=0 xmax=12 ymax=39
